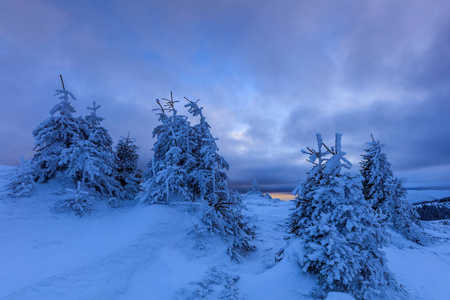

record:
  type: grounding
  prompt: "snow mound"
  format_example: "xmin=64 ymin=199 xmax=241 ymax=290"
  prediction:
xmin=242 ymin=193 xmax=280 ymax=206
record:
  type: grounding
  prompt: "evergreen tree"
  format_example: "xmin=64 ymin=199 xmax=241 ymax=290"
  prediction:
xmin=289 ymin=134 xmax=328 ymax=236
xmin=58 ymin=181 xmax=92 ymax=217
xmin=389 ymin=178 xmax=425 ymax=244
xmin=32 ymin=89 xmax=84 ymax=181
xmin=12 ymin=79 xmax=120 ymax=204
xmin=84 ymin=101 xmax=115 ymax=156
xmin=185 ymin=100 xmax=255 ymax=261
xmin=185 ymin=99 xmax=226 ymax=201
xmin=289 ymin=134 xmax=399 ymax=299
xmin=246 ymin=179 xmax=263 ymax=196
xmin=138 ymin=95 xmax=195 ymax=203
xmin=360 ymin=139 xmax=393 ymax=211
xmin=139 ymin=96 xmax=255 ymax=261
xmin=6 ymin=156 xmax=35 ymax=197
xmin=186 ymin=102 xmax=229 ymax=203
xmin=61 ymin=101 xmax=119 ymax=196
xmin=360 ymin=138 xmax=425 ymax=244
xmin=115 ymin=133 xmax=141 ymax=199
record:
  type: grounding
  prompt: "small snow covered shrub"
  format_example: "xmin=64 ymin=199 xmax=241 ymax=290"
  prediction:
xmin=6 ymin=156 xmax=36 ymax=197
xmin=360 ymin=139 xmax=425 ymax=244
xmin=58 ymin=181 xmax=92 ymax=217
xmin=288 ymin=134 xmax=400 ymax=299
xmin=178 ymin=266 xmax=240 ymax=299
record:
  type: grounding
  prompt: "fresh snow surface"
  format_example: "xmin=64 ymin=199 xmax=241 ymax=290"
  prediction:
xmin=1 ymin=166 xmax=450 ymax=299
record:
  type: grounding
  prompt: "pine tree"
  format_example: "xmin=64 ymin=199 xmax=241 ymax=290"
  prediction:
xmin=58 ymin=181 xmax=92 ymax=217
xmin=138 ymin=95 xmax=195 ymax=203
xmin=84 ymin=101 xmax=115 ymax=157
xmin=115 ymin=133 xmax=141 ymax=199
xmin=389 ymin=178 xmax=425 ymax=244
xmin=185 ymin=99 xmax=255 ymax=261
xmin=360 ymin=138 xmax=425 ymax=244
xmin=85 ymin=101 xmax=118 ymax=196
xmin=246 ymin=179 xmax=263 ymax=196
xmin=13 ymin=78 xmax=119 ymax=203
xmin=185 ymin=99 xmax=225 ymax=202
xmin=139 ymin=96 xmax=255 ymax=261
xmin=289 ymin=134 xmax=327 ymax=236
xmin=6 ymin=156 xmax=35 ymax=197
xmin=61 ymin=101 xmax=119 ymax=197
xmin=32 ymin=89 xmax=84 ymax=181
xmin=289 ymin=134 xmax=399 ymax=299
xmin=360 ymin=139 xmax=394 ymax=211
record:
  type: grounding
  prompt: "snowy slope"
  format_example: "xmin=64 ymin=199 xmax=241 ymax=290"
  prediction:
xmin=385 ymin=224 xmax=450 ymax=300
xmin=1 ymin=166 xmax=450 ymax=299
xmin=406 ymin=190 xmax=450 ymax=204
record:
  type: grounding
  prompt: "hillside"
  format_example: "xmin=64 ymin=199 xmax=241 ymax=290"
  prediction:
xmin=1 ymin=166 xmax=450 ymax=299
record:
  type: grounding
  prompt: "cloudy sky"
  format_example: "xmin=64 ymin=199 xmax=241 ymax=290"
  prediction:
xmin=1 ymin=0 xmax=449 ymax=191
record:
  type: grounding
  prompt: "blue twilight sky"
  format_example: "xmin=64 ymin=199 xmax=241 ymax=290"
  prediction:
xmin=1 ymin=0 xmax=449 ymax=191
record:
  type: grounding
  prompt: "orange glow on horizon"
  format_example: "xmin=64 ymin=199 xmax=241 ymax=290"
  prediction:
xmin=269 ymin=192 xmax=294 ymax=201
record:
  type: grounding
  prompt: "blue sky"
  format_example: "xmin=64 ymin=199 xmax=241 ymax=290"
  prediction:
xmin=1 ymin=0 xmax=449 ymax=191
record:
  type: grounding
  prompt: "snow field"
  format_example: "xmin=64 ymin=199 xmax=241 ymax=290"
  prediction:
xmin=1 ymin=167 xmax=450 ymax=299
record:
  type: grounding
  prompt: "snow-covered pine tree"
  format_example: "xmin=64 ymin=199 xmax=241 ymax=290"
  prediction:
xmin=115 ymin=133 xmax=141 ymax=199
xmin=246 ymin=179 xmax=263 ymax=196
xmin=184 ymin=100 xmax=213 ymax=201
xmin=138 ymin=94 xmax=195 ymax=203
xmin=289 ymin=134 xmax=399 ymax=299
xmin=288 ymin=134 xmax=328 ymax=237
xmin=360 ymin=139 xmax=394 ymax=211
xmin=185 ymin=99 xmax=228 ymax=202
xmin=137 ymin=101 xmax=169 ymax=203
xmin=139 ymin=95 xmax=254 ymax=260
xmin=61 ymin=101 xmax=119 ymax=197
xmin=389 ymin=178 xmax=425 ymax=244
xmin=6 ymin=156 xmax=35 ymax=197
xmin=32 ymin=88 xmax=84 ymax=181
xmin=360 ymin=138 xmax=425 ymax=244
xmin=58 ymin=181 xmax=92 ymax=217
xmin=185 ymin=99 xmax=255 ymax=261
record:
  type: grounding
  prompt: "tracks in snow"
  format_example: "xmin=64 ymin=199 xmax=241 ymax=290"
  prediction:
xmin=3 ymin=220 xmax=179 ymax=300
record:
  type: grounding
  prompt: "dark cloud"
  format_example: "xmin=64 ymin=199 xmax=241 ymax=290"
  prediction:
xmin=1 ymin=0 xmax=449 ymax=191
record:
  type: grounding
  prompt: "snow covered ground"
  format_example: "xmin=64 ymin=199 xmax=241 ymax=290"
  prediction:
xmin=1 ymin=165 xmax=450 ymax=299
xmin=405 ymin=190 xmax=450 ymax=204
